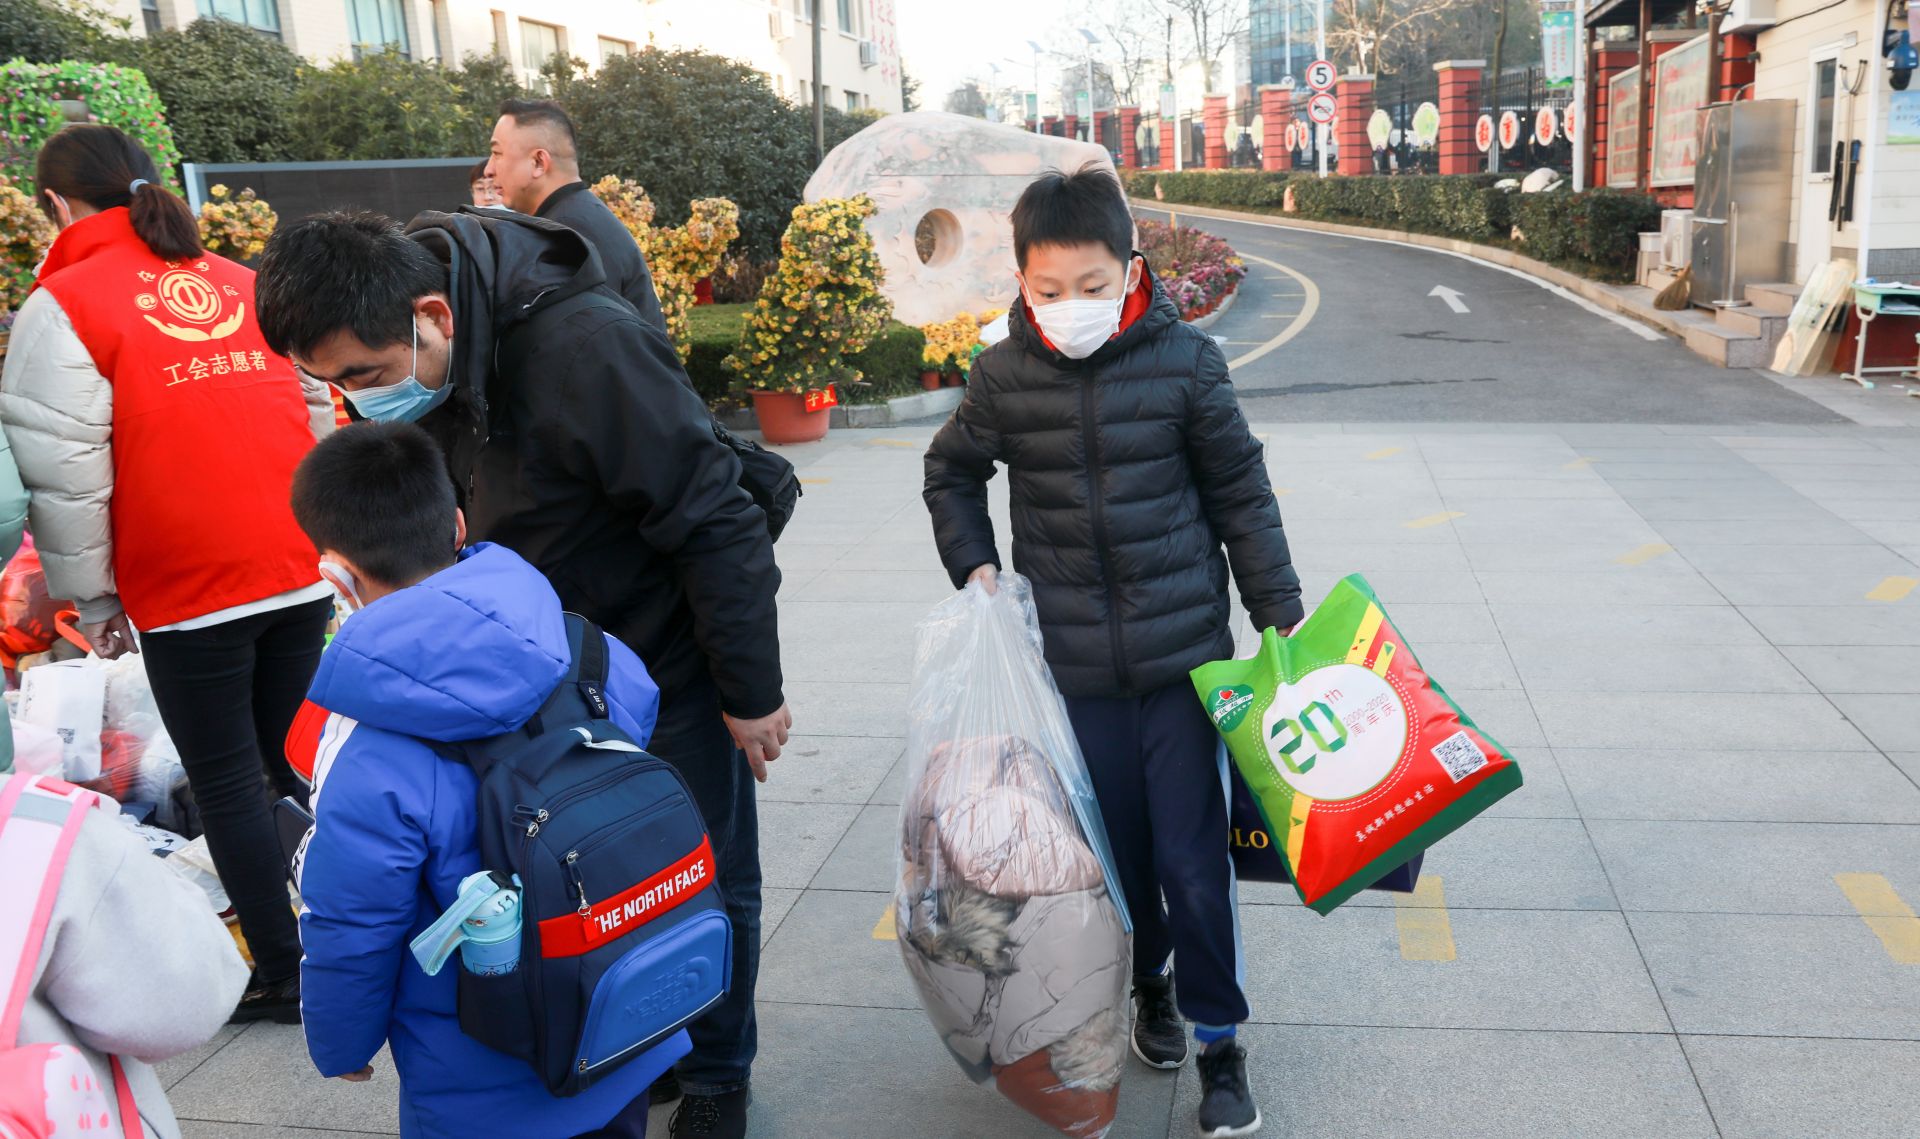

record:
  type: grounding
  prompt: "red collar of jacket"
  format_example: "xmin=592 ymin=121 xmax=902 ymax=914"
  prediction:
xmin=1017 ymin=256 xmax=1155 ymax=355
xmin=35 ymin=207 xmax=144 ymax=287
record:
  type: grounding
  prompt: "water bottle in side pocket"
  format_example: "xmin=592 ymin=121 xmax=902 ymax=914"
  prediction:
xmin=411 ymin=871 xmax=522 ymax=976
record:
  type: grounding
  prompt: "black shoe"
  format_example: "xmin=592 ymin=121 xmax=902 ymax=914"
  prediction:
xmin=229 ymin=973 xmax=301 ymax=1025
xmin=649 ymin=1068 xmax=684 ymax=1106
xmin=668 ymin=1089 xmax=751 ymax=1139
xmin=1197 ymin=1040 xmax=1261 ymax=1138
xmin=1131 ymin=972 xmax=1190 ymax=1069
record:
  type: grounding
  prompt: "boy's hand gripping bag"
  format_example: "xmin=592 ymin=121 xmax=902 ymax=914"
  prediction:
xmin=895 ymin=574 xmax=1132 ymax=1139
xmin=1193 ymin=574 xmax=1521 ymax=915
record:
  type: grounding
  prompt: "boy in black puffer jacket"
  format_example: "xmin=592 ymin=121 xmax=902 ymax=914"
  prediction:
xmin=924 ymin=164 xmax=1301 ymax=1139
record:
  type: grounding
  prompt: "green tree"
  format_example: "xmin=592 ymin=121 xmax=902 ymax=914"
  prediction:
xmin=117 ymin=20 xmax=302 ymax=163
xmin=0 ymin=0 xmax=118 ymax=67
xmin=450 ymin=52 xmax=528 ymax=154
xmin=287 ymin=49 xmax=472 ymax=160
xmin=901 ymin=66 xmax=920 ymax=112
xmin=943 ymin=81 xmax=989 ymax=118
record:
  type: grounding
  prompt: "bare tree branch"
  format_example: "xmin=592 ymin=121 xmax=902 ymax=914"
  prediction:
xmin=1156 ymin=0 xmax=1250 ymax=92
xmin=1325 ymin=0 xmax=1476 ymax=76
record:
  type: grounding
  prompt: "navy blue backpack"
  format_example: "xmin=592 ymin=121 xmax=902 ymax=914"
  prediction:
xmin=443 ymin=613 xmax=729 ymax=1097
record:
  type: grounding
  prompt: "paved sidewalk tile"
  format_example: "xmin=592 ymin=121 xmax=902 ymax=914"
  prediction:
xmin=1586 ymin=820 xmax=1920 ymax=914
xmin=1169 ymin=1024 xmax=1717 ymax=1139
xmin=1779 ymin=646 xmax=1920 ymax=694
xmin=1558 ymin=749 xmax=1920 ymax=824
xmin=756 ymin=890 xmax=920 ymax=1011
xmin=1824 ymin=693 xmax=1920 ymax=752
xmin=809 ymin=804 xmax=898 ymax=893
xmin=1528 ymin=692 xmax=1874 ymax=751
xmin=167 ymin=1025 xmax=397 ymax=1133
xmin=757 ymin=735 xmax=904 ymax=806
xmin=1504 ymin=642 xmax=1812 ymax=694
xmin=1683 ymin=1036 xmax=1920 ymax=1139
xmin=1329 ymin=817 xmax=1615 ymax=912
xmin=756 ymin=801 xmax=860 ymax=891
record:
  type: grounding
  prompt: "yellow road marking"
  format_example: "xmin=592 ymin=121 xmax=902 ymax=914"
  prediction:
xmin=1563 ymin=456 xmax=1596 ymax=470
xmin=872 ymin=903 xmax=897 ymax=941
xmin=800 ymin=477 xmax=832 ymax=485
xmin=871 ymin=439 xmax=919 ymax=449
xmin=1222 ymin=252 xmax=1319 ymax=371
xmin=1615 ymin=543 xmax=1675 ymax=567
xmin=1404 ymin=511 xmax=1465 ymax=529
xmin=1835 ymin=873 xmax=1920 ymax=963
xmin=1394 ymin=876 xmax=1457 ymax=961
xmin=1365 ymin=447 xmax=1405 ymax=460
xmin=1867 ymin=576 xmax=1918 ymax=602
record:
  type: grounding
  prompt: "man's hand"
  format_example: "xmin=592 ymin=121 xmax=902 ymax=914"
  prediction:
xmin=335 ymin=1066 xmax=374 ymax=1083
xmin=82 ymin=613 xmax=139 ymax=660
xmin=967 ymin=564 xmax=999 ymax=594
xmin=723 ymin=703 xmax=793 ymax=783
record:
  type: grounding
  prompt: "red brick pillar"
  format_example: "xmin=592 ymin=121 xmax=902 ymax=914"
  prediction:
xmin=1042 ymin=114 xmax=1059 ymax=137
xmin=1063 ymin=114 xmax=1079 ymax=141
xmin=1718 ymin=33 xmax=1756 ymax=101
xmin=1158 ymin=113 xmax=1177 ymax=170
xmin=1433 ymin=60 xmax=1484 ymax=176
xmin=1203 ymin=94 xmax=1229 ymax=169
xmin=1259 ymin=85 xmax=1291 ymax=171
xmin=1119 ymin=106 xmax=1142 ymax=169
xmin=1335 ymin=74 xmax=1375 ymax=176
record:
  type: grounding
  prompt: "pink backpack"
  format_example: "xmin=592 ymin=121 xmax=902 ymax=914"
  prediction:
xmin=0 ymin=774 xmax=145 ymax=1139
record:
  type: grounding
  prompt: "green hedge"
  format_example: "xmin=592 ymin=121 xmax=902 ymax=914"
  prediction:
xmin=1 ymin=59 xmax=180 ymax=190
xmin=686 ymin=303 xmax=926 ymax=408
xmin=1131 ymin=169 xmax=1655 ymax=281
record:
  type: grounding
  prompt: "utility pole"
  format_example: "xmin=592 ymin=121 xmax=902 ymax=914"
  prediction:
xmin=1317 ymin=0 xmax=1328 ymax=177
xmin=812 ymin=0 xmax=825 ymax=163
xmin=1488 ymin=0 xmax=1508 ymax=173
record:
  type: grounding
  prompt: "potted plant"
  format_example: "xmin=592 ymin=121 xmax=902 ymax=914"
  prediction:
xmin=725 ymin=195 xmax=890 ymax=444
xmin=1 ymin=174 xmax=54 ymax=365
xmin=591 ymin=177 xmax=739 ymax=361
xmin=197 ymin=185 xmax=278 ymax=263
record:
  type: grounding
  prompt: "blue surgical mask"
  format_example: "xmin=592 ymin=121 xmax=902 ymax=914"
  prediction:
xmin=342 ymin=319 xmax=452 ymax=423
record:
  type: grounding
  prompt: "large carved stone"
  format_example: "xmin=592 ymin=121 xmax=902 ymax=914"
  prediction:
xmin=804 ymin=112 xmax=1115 ymax=327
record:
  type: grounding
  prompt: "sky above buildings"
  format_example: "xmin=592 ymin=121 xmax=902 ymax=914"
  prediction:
xmin=896 ymin=0 xmax=1076 ymax=105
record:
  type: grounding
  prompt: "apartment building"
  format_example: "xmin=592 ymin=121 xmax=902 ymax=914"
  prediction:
xmin=102 ymin=0 xmax=902 ymax=114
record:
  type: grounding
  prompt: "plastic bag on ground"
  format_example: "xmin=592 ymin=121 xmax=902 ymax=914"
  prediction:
xmin=0 ymin=533 xmax=91 ymax=671
xmin=10 ymin=717 xmax=65 ymax=777
xmin=17 ymin=657 xmax=106 ymax=782
xmin=166 ymin=834 xmax=232 ymax=914
xmin=895 ymin=574 xmax=1131 ymax=1138
xmin=1192 ymin=573 xmax=1523 ymax=914
xmin=94 ymin=653 xmax=187 ymax=817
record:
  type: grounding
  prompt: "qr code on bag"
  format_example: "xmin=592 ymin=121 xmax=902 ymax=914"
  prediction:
xmin=1431 ymin=730 xmax=1488 ymax=783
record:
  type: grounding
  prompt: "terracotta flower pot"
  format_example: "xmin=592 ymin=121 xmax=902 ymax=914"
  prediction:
xmin=942 ymin=372 xmax=964 ymax=388
xmin=750 ymin=390 xmax=831 ymax=444
xmin=920 ymin=370 xmax=943 ymax=391
xmin=693 ymin=276 xmax=715 ymax=306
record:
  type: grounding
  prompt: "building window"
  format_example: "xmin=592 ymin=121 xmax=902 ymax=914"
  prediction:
xmin=520 ymin=19 xmax=562 ymax=86
xmin=837 ymin=0 xmax=853 ymax=34
xmin=598 ymin=37 xmax=632 ymax=64
xmin=345 ymin=0 xmax=410 ymax=59
xmin=845 ymin=90 xmax=860 ymax=112
xmin=141 ymin=0 xmax=161 ymax=34
xmin=1810 ymin=58 xmax=1838 ymax=176
xmin=429 ymin=0 xmax=446 ymax=60
xmin=196 ymin=0 xmax=281 ymax=39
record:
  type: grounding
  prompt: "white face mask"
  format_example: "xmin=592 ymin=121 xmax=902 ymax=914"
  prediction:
xmin=318 ymin=560 xmax=364 ymax=611
xmin=1022 ymin=261 xmax=1140 ymax=361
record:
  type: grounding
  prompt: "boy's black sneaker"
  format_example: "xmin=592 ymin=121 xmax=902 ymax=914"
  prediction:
xmin=229 ymin=973 xmax=301 ymax=1025
xmin=649 ymin=1069 xmax=683 ymax=1106
xmin=668 ymin=1089 xmax=751 ymax=1139
xmin=1197 ymin=1040 xmax=1261 ymax=1138
xmin=1131 ymin=972 xmax=1190 ymax=1069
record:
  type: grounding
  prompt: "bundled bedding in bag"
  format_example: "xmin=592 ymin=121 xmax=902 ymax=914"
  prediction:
xmin=1193 ymin=573 xmax=1522 ymax=914
xmin=896 ymin=575 xmax=1131 ymax=1138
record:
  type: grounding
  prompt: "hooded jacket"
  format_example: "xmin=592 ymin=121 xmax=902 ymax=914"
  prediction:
xmin=296 ymin=543 xmax=687 ymax=1138
xmin=402 ymin=207 xmax=783 ymax=722
xmin=924 ymin=269 xmax=1302 ymax=698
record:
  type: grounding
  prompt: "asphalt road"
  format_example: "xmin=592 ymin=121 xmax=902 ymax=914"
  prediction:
xmin=1135 ymin=203 xmax=1845 ymax=425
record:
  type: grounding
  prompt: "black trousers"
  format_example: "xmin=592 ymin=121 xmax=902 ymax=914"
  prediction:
xmin=1062 ymin=679 xmax=1251 ymax=1031
xmin=141 ymin=597 xmax=332 ymax=984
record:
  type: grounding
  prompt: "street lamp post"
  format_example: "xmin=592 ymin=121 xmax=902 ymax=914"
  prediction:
xmin=1316 ymin=0 xmax=1328 ymax=177
xmin=1078 ymin=28 xmax=1101 ymax=144
xmin=1027 ymin=39 xmax=1046 ymax=133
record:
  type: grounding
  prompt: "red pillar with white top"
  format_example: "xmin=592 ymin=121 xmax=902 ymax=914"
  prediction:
xmin=1334 ymin=74 xmax=1375 ymax=176
xmin=1259 ymin=85 xmax=1291 ymax=172
xmin=1433 ymin=60 xmax=1485 ymax=176
xmin=1203 ymin=94 xmax=1229 ymax=168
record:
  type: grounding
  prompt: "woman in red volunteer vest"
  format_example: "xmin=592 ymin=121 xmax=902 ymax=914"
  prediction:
xmin=0 ymin=126 xmax=333 ymax=1026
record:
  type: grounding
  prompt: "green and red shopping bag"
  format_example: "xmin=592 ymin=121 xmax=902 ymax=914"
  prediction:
xmin=1193 ymin=574 xmax=1521 ymax=915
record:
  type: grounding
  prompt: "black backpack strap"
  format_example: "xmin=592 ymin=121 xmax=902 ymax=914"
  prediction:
xmin=523 ymin=613 xmax=610 ymax=737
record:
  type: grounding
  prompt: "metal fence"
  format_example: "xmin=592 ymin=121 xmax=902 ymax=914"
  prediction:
xmin=1371 ymin=73 xmax=1442 ymax=174
xmin=1227 ymin=100 xmax=1263 ymax=168
xmin=1135 ymin=117 xmax=1162 ymax=168
xmin=1473 ymin=66 xmax=1574 ymax=174
xmin=1097 ymin=111 xmax=1124 ymax=163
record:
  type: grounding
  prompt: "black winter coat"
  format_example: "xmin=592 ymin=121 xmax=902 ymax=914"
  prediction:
xmin=405 ymin=208 xmax=784 ymax=722
xmin=536 ymin=181 xmax=668 ymax=335
xmin=925 ymin=273 xmax=1302 ymax=698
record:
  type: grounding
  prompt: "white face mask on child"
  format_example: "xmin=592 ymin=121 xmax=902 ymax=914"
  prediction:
xmin=1022 ymin=259 xmax=1142 ymax=361
xmin=319 ymin=560 xmax=364 ymax=611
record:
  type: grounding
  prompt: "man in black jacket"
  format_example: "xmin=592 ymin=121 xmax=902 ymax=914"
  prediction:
xmin=925 ymin=167 xmax=1300 ymax=1139
xmin=255 ymin=208 xmax=782 ymax=1139
xmin=486 ymin=98 xmax=667 ymax=332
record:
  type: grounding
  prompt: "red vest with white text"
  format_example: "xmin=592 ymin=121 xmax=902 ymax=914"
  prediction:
xmin=36 ymin=209 xmax=319 ymax=630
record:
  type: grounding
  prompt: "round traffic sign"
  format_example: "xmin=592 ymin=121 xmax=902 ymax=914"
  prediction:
xmin=1498 ymin=110 xmax=1521 ymax=150
xmin=1306 ymin=60 xmax=1337 ymax=92
xmin=1534 ymin=106 xmax=1557 ymax=147
xmin=1308 ymin=92 xmax=1337 ymax=125
xmin=1475 ymin=114 xmax=1494 ymax=152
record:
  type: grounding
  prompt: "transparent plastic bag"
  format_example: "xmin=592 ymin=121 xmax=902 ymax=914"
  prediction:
xmin=895 ymin=574 xmax=1132 ymax=1138
xmin=95 ymin=653 xmax=187 ymax=817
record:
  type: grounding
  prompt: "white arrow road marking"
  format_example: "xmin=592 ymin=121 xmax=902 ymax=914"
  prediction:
xmin=1429 ymin=285 xmax=1470 ymax=314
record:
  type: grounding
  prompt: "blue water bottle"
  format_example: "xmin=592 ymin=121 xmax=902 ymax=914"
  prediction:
xmin=409 ymin=872 xmax=522 ymax=977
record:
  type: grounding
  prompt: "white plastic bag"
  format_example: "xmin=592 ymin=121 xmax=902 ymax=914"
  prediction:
xmin=10 ymin=718 xmax=66 ymax=777
xmin=17 ymin=658 xmax=105 ymax=782
xmin=894 ymin=574 xmax=1131 ymax=1138
xmin=166 ymin=835 xmax=232 ymax=914
xmin=96 ymin=653 xmax=186 ymax=811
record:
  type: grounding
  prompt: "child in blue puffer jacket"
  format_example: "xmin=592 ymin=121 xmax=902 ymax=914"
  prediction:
xmin=288 ymin=422 xmax=688 ymax=1138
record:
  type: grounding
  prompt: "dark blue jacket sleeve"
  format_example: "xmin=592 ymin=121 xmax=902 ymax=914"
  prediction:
xmin=298 ymin=730 xmax=431 ymax=1078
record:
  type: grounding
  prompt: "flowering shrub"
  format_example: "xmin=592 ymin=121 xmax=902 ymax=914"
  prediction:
xmin=197 ymin=184 xmax=276 ymax=261
xmin=0 ymin=174 xmax=54 ymax=320
xmin=922 ymin=308 xmax=1007 ymax=374
xmin=725 ymin=196 xmax=891 ymax=395
xmin=590 ymin=175 xmax=739 ymax=360
xmin=1136 ymin=218 xmax=1246 ymax=321
xmin=1 ymin=61 xmax=181 ymax=192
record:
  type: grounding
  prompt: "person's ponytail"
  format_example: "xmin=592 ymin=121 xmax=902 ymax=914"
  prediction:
xmin=35 ymin=123 xmax=202 ymax=261
xmin=126 ymin=178 xmax=202 ymax=261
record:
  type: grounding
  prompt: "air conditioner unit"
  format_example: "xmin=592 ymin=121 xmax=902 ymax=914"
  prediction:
xmin=1720 ymin=0 xmax=1777 ymax=36
xmin=1660 ymin=209 xmax=1694 ymax=270
xmin=769 ymin=9 xmax=793 ymax=41
xmin=858 ymin=39 xmax=879 ymax=68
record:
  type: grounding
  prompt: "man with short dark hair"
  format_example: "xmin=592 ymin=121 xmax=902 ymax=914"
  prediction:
xmin=256 ymin=206 xmax=784 ymax=1139
xmin=486 ymin=98 xmax=664 ymax=331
